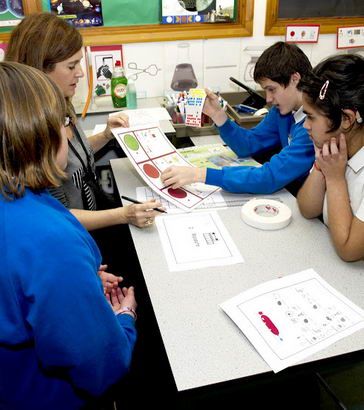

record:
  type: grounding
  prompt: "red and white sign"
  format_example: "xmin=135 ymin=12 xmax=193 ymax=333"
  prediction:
xmin=337 ymin=26 xmax=364 ymax=49
xmin=285 ymin=25 xmax=320 ymax=43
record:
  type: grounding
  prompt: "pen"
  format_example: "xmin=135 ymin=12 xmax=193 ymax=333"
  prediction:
xmin=121 ymin=195 xmax=167 ymax=213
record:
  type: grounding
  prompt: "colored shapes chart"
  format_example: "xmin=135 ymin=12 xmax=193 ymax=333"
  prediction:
xmin=168 ymin=188 xmax=187 ymax=199
xmin=124 ymin=134 xmax=139 ymax=151
xmin=112 ymin=123 xmax=220 ymax=211
xmin=143 ymin=163 xmax=160 ymax=179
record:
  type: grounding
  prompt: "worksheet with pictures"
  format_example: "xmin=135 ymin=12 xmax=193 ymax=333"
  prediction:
xmin=155 ymin=211 xmax=244 ymax=271
xmin=220 ymin=269 xmax=364 ymax=373
xmin=112 ymin=123 xmax=221 ymax=211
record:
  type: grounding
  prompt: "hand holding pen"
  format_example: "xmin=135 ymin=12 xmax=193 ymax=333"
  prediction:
xmin=121 ymin=196 xmax=167 ymax=213
xmin=120 ymin=196 xmax=167 ymax=228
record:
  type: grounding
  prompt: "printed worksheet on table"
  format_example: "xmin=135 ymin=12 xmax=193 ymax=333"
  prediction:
xmin=112 ymin=123 xmax=220 ymax=211
xmin=220 ymin=268 xmax=364 ymax=373
xmin=155 ymin=211 xmax=244 ymax=272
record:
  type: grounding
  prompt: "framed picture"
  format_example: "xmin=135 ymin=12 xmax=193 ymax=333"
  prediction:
xmin=337 ymin=26 xmax=364 ymax=49
xmin=162 ymin=0 xmax=235 ymax=24
xmin=89 ymin=45 xmax=123 ymax=98
xmin=49 ymin=0 xmax=104 ymax=27
xmin=285 ymin=24 xmax=320 ymax=43
xmin=0 ymin=0 xmax=24 ymax=27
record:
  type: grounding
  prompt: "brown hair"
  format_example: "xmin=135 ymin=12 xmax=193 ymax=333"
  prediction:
xmin=0 ymin=62 xmax=66 ymax=199
xmin=5 ymin=12 xmax=83 ymax=117
xmin=254 ymin=41 xmax=312 ymax=87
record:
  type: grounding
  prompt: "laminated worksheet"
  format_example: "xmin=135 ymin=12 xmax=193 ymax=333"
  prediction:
xmin=136 ymin=186 xmax=227 ymax=214
xmin=136 ymin=186 xmax=282 ymax=214
xmin=155 ymin=211 xmax=244 ymax=271
xmin=220 ymin=269 xmax=364 ymax=373
xmin=112 ymin=123 xmax=220 ymax=211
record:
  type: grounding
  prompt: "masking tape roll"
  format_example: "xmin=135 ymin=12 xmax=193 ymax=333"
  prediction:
xmin=241 ymin=199 xmax=292 ymax=231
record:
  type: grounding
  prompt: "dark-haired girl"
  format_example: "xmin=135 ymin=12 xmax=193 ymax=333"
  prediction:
xmin=297 ymin=54 xmax=364 ymax=261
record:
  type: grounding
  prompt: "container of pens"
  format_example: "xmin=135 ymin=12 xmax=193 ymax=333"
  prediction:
xmin=163 ymin=91 xmax=219 ymax=138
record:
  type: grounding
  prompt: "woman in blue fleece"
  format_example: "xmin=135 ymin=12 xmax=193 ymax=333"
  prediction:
xmin=0 ymin=62 xmax=137 ymax=409
xmin=161 ymin=42 xmax=315 ymax=195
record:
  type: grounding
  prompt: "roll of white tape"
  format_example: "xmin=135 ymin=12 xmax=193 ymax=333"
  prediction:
xmin=241 ymin=199 xmax=292 ymax=230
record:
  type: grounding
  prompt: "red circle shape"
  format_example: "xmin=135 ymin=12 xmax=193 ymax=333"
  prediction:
xmin=143 ymin=163 xmax=160 ymax=178
xmin=168 ymin=188 xmax=187 ymax=199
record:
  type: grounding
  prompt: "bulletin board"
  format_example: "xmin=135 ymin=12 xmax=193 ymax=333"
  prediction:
xmin=40 ymin=0 xmax=252 ymax=45
xmin=0 ymin=1 xmax=38 ymax=34
xmin=1 ymin=0 xmax=252 ymax=44
xmin=265 ymin=0 xmax=364 ymax=36
xmin=42 ymin=0 xmax=159 ymax=26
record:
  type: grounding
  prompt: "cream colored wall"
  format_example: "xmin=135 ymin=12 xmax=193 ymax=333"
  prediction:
xmin=73 ymin=0 xmax=363 ymax=106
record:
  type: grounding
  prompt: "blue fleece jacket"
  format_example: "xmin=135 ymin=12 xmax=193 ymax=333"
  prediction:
xmin=206 ymin=106 xmax=315 ymax=194
xmin=0 ymin=189 xmax=137 ymax=410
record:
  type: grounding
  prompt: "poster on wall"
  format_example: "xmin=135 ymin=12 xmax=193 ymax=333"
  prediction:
xmin=162 ymin=0 xmax=235 ymax=24
xmin=49 ymin=0 xmax=104 ymax=27
xmin=0 ymin=0 xmax=23 ymax=27
xmin=89 ymin=45 xmax=123 ymax=98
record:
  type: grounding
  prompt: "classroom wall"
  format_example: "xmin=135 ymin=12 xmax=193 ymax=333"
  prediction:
xmin=70 ymin=0 xmax=363 ymax=106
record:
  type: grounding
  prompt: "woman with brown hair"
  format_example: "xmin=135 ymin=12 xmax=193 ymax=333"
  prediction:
xmin=0 ymin=61 xmax=137 ymax=409
xmin=6 ymin=11 xmax=162 ymax=231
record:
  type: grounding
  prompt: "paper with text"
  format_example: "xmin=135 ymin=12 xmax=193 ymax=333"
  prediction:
xmin=155 ymin=211 xmax=244 ymax=271
xmin=220 ymin=269 xmax=364 ymax=373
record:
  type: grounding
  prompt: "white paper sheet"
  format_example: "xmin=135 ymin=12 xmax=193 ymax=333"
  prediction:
xmin=220 ymin=269 xmax=364 ymax=373
xmin=92 ymin=107 xmax=172 ymax=135
xmin=110 ymin=107 xmax=172 ymax=126
xmin=112 ymin=123 xmax=221 ymax=211
xmin=155 ymin=211 xmax=244 ymax=271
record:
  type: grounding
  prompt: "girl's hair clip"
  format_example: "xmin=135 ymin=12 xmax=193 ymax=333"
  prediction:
xmin=319 ymin=80 xmax=329 ymax=100
xmin=356 ymin=110 xmax=363 ymax=124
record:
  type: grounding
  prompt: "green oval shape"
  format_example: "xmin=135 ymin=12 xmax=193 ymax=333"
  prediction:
xmin=124 ymin=134 xmax=139 ymax=151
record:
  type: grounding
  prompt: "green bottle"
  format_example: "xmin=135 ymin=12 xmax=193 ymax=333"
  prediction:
xmin=111 ymin=60 xmax=127 ymax=108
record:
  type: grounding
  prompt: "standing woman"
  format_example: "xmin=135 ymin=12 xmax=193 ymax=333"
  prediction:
xmin=5 ymin=12 xmax=161 ymax=232
xmin=297 ymin=54 xmax=364 ymax=261
xmin=0 ymin=61 xmax=137 ymax=409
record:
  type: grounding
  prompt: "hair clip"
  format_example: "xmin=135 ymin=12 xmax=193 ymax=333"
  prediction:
xmin=319 ymin=80 xmax=329 ymax=100
xmin=356 ymin=110 xmax=363 ymax=124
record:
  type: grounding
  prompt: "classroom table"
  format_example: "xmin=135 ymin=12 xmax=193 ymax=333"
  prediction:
xmin=110 ymin=156 xmax=364 ymax=392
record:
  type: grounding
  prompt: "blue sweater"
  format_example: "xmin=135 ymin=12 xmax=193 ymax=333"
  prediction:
xmin=206 ymin=106 xmax=315 ymax=193
xmin=0 ymin=189 xmax=137 ymax=409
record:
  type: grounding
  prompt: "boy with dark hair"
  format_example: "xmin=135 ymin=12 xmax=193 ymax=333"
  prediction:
xmin=161 ymin=41 xmax=315 ymax=195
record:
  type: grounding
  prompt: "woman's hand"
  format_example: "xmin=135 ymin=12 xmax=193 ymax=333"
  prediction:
xmin=106 ymin=286 xmax=137 ymax=319
xmin=121 ymin=200 xmax=164 ymax=228
xmin=98 ymin=264 xmax=123 ymax=294
xmin=103 ymin=112 xmax=130 ymax=140
xmin=316 ymin=134 xmax=348 ymax=182
xmin=161 ymin=166 xmax=206 ymax=189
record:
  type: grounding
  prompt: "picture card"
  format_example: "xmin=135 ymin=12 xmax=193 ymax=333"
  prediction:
xmin=285 ymin=25 xmax=320 ymax=43
xmin=112 ymin=123 xmax=221 ymax=211
xmin=220 ymin=268 xmax=364 ymax=373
